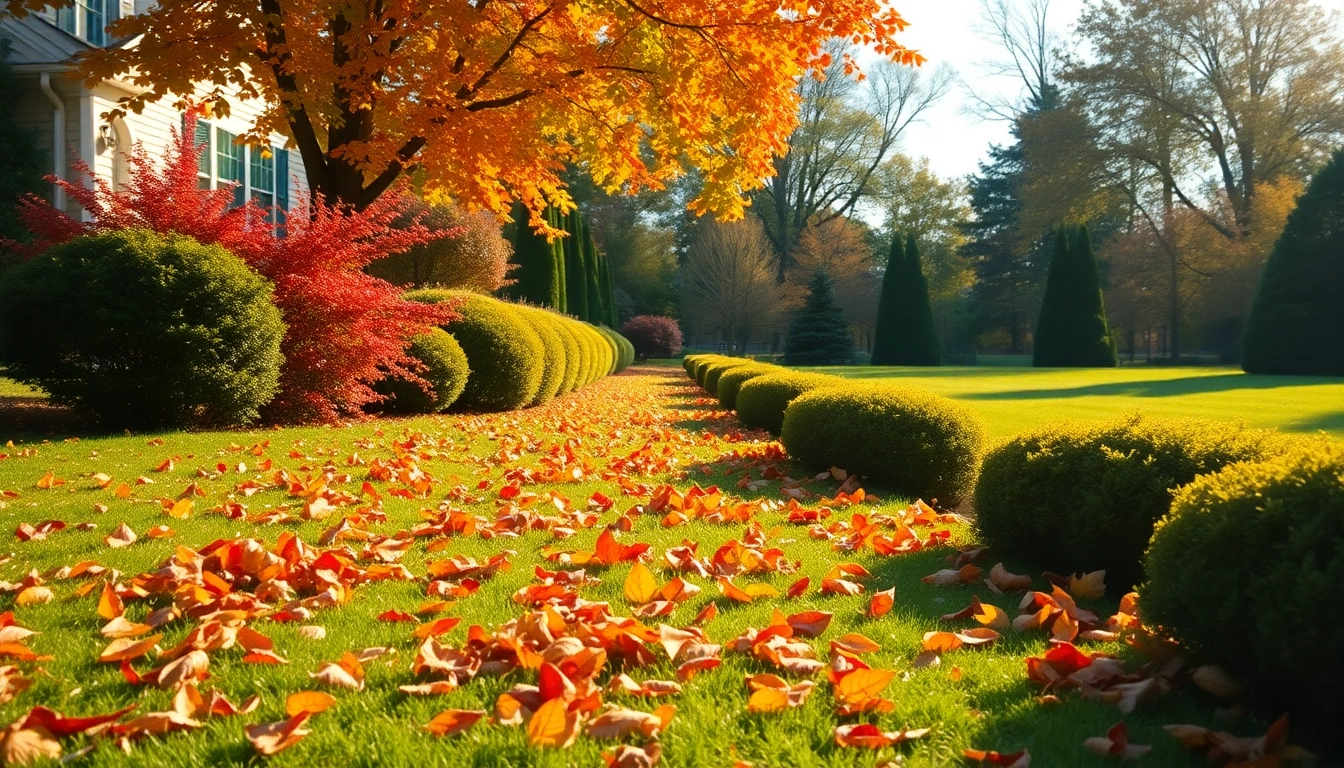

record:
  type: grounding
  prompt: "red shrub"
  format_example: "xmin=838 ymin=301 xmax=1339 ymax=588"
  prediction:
xmin=620 ymin=315 xmax=683 ymax=358
xmin=14 ymin=112 xmax=458 ymax=423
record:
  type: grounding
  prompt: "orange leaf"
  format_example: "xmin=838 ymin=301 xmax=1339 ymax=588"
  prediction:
xmin=246 ymin=712 xmax=311 ymax=756
xmin=426 ymin=709 xmax=486 ymax=737
xmin=868 ymin=587 xmax=895 ymax=618
xmin=285 ymin=691 xmax=337 ymax=717
xmin=835 ymin=668 xmax=895 ymax=706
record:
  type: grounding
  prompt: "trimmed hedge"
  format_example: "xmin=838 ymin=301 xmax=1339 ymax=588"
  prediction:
xmin=552 ymin=318 xmax=584 ymax=395
xmin=0 ymin=229 xmax=283 ymax=429
xmin=406 ymin=289 xmax=544 ymax=411
xmin=594 ymin=325 xmax=622 ymax=375
xmin=373 ymin=329 xmax=470 ymax=414
xmin=974 ymin=416 xmax=1288 ymax=588
xmin=736 ymin=372 xmax=843 ymax=436
xmin=717 ymin=364 xmax=781 ymax=410
xmin=703 ymin=359 xmax=759 ymax=398
xmin=517 ymin=307 xmax=567 ymax=405
xmin=781 ymin=384 xmax=985 ymax=504
xmin=1142 ymin=441 xmax=1343 ymax=730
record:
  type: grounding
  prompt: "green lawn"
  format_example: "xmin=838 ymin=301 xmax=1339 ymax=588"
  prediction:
xmin=0 ymin=368 xmax=1316 ymax=766
xmin=797 ymin=365 xmax=1344 ymax=439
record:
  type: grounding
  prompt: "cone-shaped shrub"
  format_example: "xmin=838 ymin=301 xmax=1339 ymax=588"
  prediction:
xmin=784 ymin=268 xmax=855 ymax=365
xmin=583 ymin=222 xmax=604 ymax=323
xmin=1142 ymin=441 xmax=1344 ymax=731
xmin=870 ymin=233 xmax=941 ymax=366
xmin=1033 ymin=225 xmax=1116 ymax=367
xmin=974 ymin=416 xmax=1288 ymax=588
xmin=1242 ymin=149 xmax=1344 ymax=375
xmin=781 ymin=383 xmax=985 ymax=504
xmin=372 ymin=329 xmax=470 ymax=413
xmin=406 ymin=289 xmax=544 ymax=411
xmin=736 ymin=372 xmax=843 ymax=436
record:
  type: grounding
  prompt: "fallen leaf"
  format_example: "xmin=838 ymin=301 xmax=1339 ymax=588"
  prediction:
xmin=245 ymin=712 xmax=312 ymax=756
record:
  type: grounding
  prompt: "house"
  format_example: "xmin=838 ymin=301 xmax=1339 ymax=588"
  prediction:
xmin=1 ymin=4 xmax=305 ymax=220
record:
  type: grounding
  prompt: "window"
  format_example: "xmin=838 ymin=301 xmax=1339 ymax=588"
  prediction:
xmin=185 ymin=115 xmax=292 ymax=223
xmin=54 ymin=0 xmax=117 ymax=46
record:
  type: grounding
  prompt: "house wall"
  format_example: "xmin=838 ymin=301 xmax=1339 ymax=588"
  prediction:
xmin=13 ymin=70 xmax=308 ymax=219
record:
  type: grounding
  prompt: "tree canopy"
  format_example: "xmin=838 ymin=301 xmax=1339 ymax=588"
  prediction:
xmin=9 ymin=0 xmax=922 ymax=218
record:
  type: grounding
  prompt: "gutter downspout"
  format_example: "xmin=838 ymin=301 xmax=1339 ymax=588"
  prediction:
xmin=38 ymin=72 xmax=65 ymax=212
xmin=80 ymin=91 xmax=96 ymax=222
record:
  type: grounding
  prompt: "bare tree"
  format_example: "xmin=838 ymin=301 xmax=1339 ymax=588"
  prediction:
xmin=755 ymin=45 xmax=953 ymax=279
xmin=681 ymin=219 xmax=782 ymax=352
xmin=1065 ymin=0 xmax=1344 ymax=357
xmin=967 ymin=0 xmax=1059 ymax=120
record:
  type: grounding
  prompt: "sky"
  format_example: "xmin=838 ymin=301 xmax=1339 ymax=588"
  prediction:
xmin=887 ymin=0 xmax=1085 ymax=182
xmin=897 ymin=0 xmax=1344 ymax=183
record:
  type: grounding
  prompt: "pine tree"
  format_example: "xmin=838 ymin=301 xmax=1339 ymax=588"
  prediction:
xmin=784 ymin=268 xmax=855 ymax=365
xmin=0 ymin=39 xmax=47 ymax=254
xmin=563 ymin=209 xmax=588 ymax=320
xmin=1242 ymin=148 xmax=1344 ymax=375
xmin=870 ymin=233 xmax=941 ymax=366
xmin=1033 ymin=225 xmax=1116 ymax=367
xmin=505 ymin=203 xmax=562 ymax=308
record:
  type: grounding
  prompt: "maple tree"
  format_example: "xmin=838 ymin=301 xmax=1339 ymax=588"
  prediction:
xmin=6 ymin=0 xmax=922 ymax=221
xmin=11 ymin=114 xmax=454 ymax=423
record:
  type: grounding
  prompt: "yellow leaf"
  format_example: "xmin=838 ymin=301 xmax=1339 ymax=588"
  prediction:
xmin=1068 ymin=570 xmax=1106 ymax=600
xmin=166 ymin=498 xmax=194 ymax=519
xmin=623 ymin=562 xmax=658 ymax=605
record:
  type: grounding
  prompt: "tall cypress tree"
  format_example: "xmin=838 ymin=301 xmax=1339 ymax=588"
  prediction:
xmin=870 ymin=233 xmax=941 ymax=366
xmin=784 ymin=268 xmax=855 ymax=365
xmin=597 ymin=250 xmax=618 ymax=326
xmin=1033 ymin=225 xmax=1116 ymax=367
xmin=582 ymin=218 xmax=603 ymax=323
xmin=548 ymin=206 xmax=568 ymax=312
xmin=505 ymin=203 xmax=563 ymax=308
xmin=1242 ymin=148 xmax=1344 ymax=375
xmin=563 ymin=209 xmax=588 ymax=320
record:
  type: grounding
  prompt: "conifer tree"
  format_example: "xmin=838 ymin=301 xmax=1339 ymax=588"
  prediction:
xmin=1033 ymin=225 xmax=1116 ymax=367
xmin=582 ymin=219 xmax=604 ymax=323
xmin=563 ymin=209 xmax=588 ymax=320
xmin=548 ymin=206 xmax=567 ymax=312
xmin=1243 ymin=148 xmax=1344 ymax=375
xmin=870 ymin=233 xmax=941 ymax=365
xmin=601 ymin=253 xmax=619 ymax=326
xmin=505 ymin=203 xmax=562 ymax=308
xmin=784 ymin=268 xmax=855 ymax=365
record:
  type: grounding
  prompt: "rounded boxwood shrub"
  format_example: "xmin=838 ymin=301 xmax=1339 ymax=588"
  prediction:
xmin=551 ymin=317 xmax=584 ymax=395
xmin=694 ymin=356 xmax=729 ymax=389
xmin=781 ymin=384 xmax=986 ymax=504
xmin=0 ymin=229 xmax=283 ymax=429
xmin=703 ymin=359 xmax=757 ymax=398
xmin=574 ymin=323 xmax=605 ymax=385
xmin=974 ymin=416 xmax=1288 ymax=589
xmin=735 ymin=372 xmax=843 ymax=437
xmin=717 ymin=364 xmax=781 ymax=410
xmin=585 ymin=322 xmax=615 ymax=380
xmin=1142 ymin=442 xmax=1343 ymax=730
xmin=594 ymin=325 xmax=621 ymax=375
xmin=405 ymin=289 xmax=544 ymax=411
xmin=517 ymin=307 xmax=567 ymax=405
xmin=613 ymin=330 xmax=635 ymax=372
xmin=372 ymin=328 xmax=469 ymax=414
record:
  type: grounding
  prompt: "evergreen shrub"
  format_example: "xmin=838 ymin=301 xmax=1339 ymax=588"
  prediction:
xmin=0 ymin=229 xmax=283 ymax=429
xmin=974 ymin=416 xmax=1288 ymax=588
xmin=1142 ymin=442 xmax=1344 ymax=730
xmin=780 ymin=384 xmax=985 ymax=503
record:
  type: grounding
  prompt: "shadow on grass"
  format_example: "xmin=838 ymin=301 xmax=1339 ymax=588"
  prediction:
xmin=959 ymin=372 xmax=1343 ymax=400
xmin=1284 ymin=411 xmax=1344 ymax=434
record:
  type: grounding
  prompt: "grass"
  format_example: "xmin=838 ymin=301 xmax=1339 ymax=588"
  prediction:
xmin=798 ymin=365 xmax=1344 ymax=439
xmin=0 ymin=367 xmax=1312 ymax=766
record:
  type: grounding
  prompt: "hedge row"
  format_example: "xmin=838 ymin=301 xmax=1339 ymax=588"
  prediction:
xmin=971 ymin=414 xmax=1343 ymax=732
xmin=681 ymin=355 xmax=985 ymax=503
xmin=400 ymin=289 xmax=631 ymax=413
